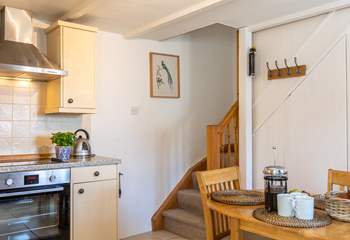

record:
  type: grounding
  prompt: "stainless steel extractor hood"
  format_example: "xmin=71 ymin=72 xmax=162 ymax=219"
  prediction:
xmin=0 ymin=7 xmax=66 ymax=80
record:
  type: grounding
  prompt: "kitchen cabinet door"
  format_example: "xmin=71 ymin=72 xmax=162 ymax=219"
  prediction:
xmin=46 ymin=21 xmax=97 ymax=114
xmin=73 ymin=179 xmax=118 ymax=240
xmin=62 ymin=26 xmax=96 ymax=109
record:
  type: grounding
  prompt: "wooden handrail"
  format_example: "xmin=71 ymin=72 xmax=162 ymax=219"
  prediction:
xmin=207 ymin=101 xmax=239 ymax=170
xmin=218 ymin=102 xmax=238 ymax=131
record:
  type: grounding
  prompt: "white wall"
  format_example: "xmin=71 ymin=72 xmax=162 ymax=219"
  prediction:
xmin=90 ymin=24 xmax=236 ymax=238
xmin=252 ymin=8 xmax=350 ymax=193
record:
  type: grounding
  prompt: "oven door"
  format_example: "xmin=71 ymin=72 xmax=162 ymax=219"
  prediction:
xmin=0 ymin=184 xmax=70 ymax=240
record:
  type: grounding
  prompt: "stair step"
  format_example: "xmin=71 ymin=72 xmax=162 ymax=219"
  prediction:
xmin=177 ymin=189 xmax=203 ymax=216
xmin=163 ymin=208 xmax=205 ymax=240
xmin=122 ymin=230 xmax=187 ymax=240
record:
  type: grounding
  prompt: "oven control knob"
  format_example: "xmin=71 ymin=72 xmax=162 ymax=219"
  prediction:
xmin=49 ymin=175 xmax=56 ymax=182
xmin=5 ymin=178 xmax=14 ymax=186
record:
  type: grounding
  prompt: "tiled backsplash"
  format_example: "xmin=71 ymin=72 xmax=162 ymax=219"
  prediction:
xmin=0 ymin=79 xmax=82 ymax=155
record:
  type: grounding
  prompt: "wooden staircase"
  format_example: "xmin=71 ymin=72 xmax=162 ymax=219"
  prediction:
xmin=207 ymin=102 xmax=239 ymax=170
xmin=151 ymin=102 xmax=239 ymax=239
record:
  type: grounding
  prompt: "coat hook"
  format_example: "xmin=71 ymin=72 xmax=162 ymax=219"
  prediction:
xmin=284 ymin=59 xmax=291 ymax=75
xmin=266 ymin=62 xmax=272 ymax=78
xmin=294 ymin=57 xmax=301 ymax=74
xmin=275 ymin=60 xmax=281 ymax=76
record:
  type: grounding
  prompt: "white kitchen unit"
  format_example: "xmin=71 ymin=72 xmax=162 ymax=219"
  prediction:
xmin=71 ymin=165 xmax=118 ymax=240
xmin=45 ymin=21 xmax=97 ymax=114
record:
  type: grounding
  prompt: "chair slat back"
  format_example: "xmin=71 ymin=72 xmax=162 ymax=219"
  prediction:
xmin=328 ymin=169 xmax=350 ymax=192
xmin=196 ymin=167 xmax=240 ymax=240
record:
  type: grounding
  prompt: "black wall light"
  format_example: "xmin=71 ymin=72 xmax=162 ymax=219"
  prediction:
xmin=249 ymin=47 xmax=256 ymax=77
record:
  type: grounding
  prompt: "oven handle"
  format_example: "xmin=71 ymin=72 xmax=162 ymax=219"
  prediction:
xmin=0 ymin=186 xmax=64 ymax=198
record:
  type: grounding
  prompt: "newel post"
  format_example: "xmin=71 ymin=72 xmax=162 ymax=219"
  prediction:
xmin=207 ymin=125 xmax=221 ymax=170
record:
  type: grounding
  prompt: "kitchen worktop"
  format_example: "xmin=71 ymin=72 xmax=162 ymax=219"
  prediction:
xmin=0 ymin=155 xmax=121 ymax=173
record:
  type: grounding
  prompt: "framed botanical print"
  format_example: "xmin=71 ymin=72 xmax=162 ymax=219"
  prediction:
xmin=149 ymin=52 xmax=180 ymax=98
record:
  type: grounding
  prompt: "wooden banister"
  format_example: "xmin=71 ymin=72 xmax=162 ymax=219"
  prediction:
xmin=218 ymin=102 xmax=239 ymax=130
xmin=207 ymin=102 xmax=239 ymax=170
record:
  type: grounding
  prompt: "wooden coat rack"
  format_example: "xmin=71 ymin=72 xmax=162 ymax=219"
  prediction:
xmin=267 ymin=57 xmax=306 ymax=80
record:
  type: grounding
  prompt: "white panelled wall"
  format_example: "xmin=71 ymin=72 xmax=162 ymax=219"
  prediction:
xmin=252 ymin=8 xmax=350 ymax=193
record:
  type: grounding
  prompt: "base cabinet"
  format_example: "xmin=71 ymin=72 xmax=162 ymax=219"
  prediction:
xmin=72 ymin=166 xmax=118 ymax=240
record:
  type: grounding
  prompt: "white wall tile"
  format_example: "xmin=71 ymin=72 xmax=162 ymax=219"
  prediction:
xmin=30 ymin=84 xmax=46 ymax=105
xmin=61 ymin=121 xmax=81 ymax=132
xmin=13 ymin=121 xmax=30 ymax=137
xmin=0 ymin=121 xmax=12 ymax=137
xmin=30 ymin=105 xmax=46 ymax=121
xmin=13 ymin=87 xmax=30 ymax=104
xmin=12 ymin=138 xmax=35 ymax=154
xmin=0 ymin=138 xmax=12 ymax=155
xmin=13 ymin=104 xmax=30 ymax=120
xmin=0 ymin=86 xmax=13 ymax=103
xmin=0 ymin=81 xmax=82 ymax=155
xmin=0 ymin=104 xmax=12 ymax=120
xmin=46 ymin=121 xmax=61 ymax=132
xmin=47 ymin=115 xmax=64 ymax=122
xmin=32 ymin=136 xmax=53 ymax=153
xmin=30 ymin=121 xmax=48 ymax=136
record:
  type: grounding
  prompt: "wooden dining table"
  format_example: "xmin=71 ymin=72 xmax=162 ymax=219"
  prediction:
xmin=207 ymin=199 xmax=350 ymax=240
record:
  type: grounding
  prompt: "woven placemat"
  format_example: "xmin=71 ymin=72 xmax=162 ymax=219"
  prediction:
xmin=211 ymin=190 xmax=264 ymax=206
xmin=253 ymin=208 xmax=332 ymax=228
xmin=313 ymin=194 xmax=326 ymax=210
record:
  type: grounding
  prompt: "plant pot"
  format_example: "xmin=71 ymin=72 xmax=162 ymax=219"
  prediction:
xmin=55 ymin=146 xmax=72 ymax=161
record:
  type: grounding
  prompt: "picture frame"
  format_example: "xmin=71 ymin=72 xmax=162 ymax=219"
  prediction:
xmin=149 ymin=52 xmax=180 ymax=98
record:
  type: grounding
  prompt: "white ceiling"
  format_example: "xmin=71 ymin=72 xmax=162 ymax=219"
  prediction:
xmin=0 ymin=0 xmax=208 ymax=32
xmin=0 ymin=0 xmax=345 ymax=40
xmin=133 ymin=0 xmax=343 ymax=40
xmin=74 ymin=0 xmax=209 ymax=33
xmin=0 ymin=0 xmax=84 ymax=19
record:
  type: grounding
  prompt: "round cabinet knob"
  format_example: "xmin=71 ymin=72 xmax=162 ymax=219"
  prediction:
xmin=5 ymin=178 xmax=14 ymax=186
xmin=49 ymin=175 xmax=56 ymax=182
xmin=94 ymin=171 xmax=100 ymax=177
xmin=78 ymin=188 xmax=85 ymax=194
xmin=67 ymin=98 xmax=74 ymax=104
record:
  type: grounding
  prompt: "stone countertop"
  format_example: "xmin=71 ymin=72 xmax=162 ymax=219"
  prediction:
xmin=0 ymin=156 xmax=121 ymax=173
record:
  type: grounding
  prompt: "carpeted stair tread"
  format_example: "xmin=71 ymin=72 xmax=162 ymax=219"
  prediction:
xmin=177 ymin=189 xmax=203 ymax=216
xmin=122 ymin=230 xmax=187 ymax=240
xmin=163 ymin=208 xmax=205 ymax=240
xmin=163 ymin=208 xmax=205 ymax=229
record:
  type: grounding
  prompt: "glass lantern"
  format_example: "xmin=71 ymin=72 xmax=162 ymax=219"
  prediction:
xmin=263 ymin=166 xmax=288 ymax=212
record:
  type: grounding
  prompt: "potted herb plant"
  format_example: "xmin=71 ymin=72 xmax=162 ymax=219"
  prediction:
xmin=51 ymin=132 xmax=75 ymax=161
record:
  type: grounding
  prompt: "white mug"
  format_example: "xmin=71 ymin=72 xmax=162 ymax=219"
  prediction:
xmin=277 ymin=194 xmax=294 ymax=217
xmin=294 ymin=196 xmax=314 ymax=220
xmin=290 ymin=192 xmax=308 ymax=198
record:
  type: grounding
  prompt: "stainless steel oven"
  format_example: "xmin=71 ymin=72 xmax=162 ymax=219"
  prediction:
xmin=0 ymin=169 xmax=70 ymax=240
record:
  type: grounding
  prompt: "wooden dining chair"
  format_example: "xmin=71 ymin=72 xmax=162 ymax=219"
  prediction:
xmin=328 ymin=169 xmax=350 ymax=192
xmin=196 ymin=167 xmax=240 ymax=240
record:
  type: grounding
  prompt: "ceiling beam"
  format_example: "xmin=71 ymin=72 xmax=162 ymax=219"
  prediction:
xmin=60 ymin=0 xmax=107 ymax=21
xmin=124 ymin=0 xmax=233 ymax=39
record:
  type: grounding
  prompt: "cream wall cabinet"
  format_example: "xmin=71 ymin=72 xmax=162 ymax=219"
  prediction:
xmin=46 ymin=21 xmax=97 ymax=114
xmin=71 ymin=165 xmax=118 ymax=240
